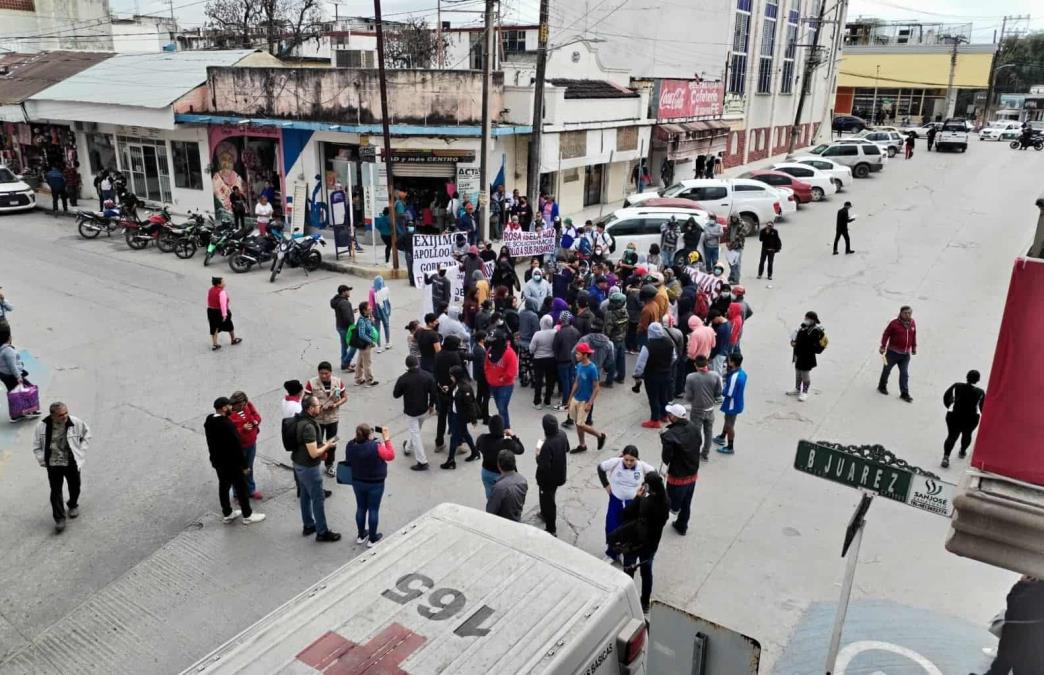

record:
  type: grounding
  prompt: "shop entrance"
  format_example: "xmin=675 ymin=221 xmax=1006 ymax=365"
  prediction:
xmin=392 ymin=162 xmax=456 ymax=231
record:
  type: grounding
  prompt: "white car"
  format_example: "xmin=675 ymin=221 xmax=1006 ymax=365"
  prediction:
xmin=788 ymin=155 xmax=854 ymax=190
xmin=855 ymin=130 xmax=905 ymax=158
xmin=0 ymin=166 xmax=37 ymax=213
xmin=979 ymin=121 xmax=1021 ymax=141
xmin=773 ymin=186 xmax=798 ymax=217
xmin=624 ymin=177 xmax=780 ymax=232
xmin=898 ymin=121 xmax=939 ymax=138
xmin=770 ymin=163 xmax=838 ymax=201
xmin=598 ymin=205 xmax=709 ymax=266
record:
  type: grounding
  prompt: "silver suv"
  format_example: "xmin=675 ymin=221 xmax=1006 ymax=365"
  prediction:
xmin=812 ymin=142 xmax=884 ymax=178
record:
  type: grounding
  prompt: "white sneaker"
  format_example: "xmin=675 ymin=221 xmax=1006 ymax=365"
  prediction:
xmin=385 ymin=343 xmax=393 ymax=350
xmin=798 ymin=392 xmax=808 ymax=402
xmin=222 ymin=510 xmax=242 ymax=523
xmin=355 ymin=532 xmax=368 ymax=544
xmin=242 ymin=513 xmax=266 ymax=525
xmin=376 ymin=346 xmax=383 ymax=353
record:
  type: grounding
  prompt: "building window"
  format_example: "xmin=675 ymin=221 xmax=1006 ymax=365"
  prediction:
xmin=729 ymin=0 xmax=752 ymax=95
xmin=171 ymin=141 xmax=203 ymax=190
xmin=335 ymin=49 xmax=374 ymax=68
xmin=616 ymin=126 xmax=638 ymax=152
xmin=117 ymin=136 xmax=172 ymax=204
xmin=781 ymin=9 xmax=798 ymax=93
xmin=757 ymin=0 xmax=778 ymax=94
xmin=560 ymin=130 xmax=587 ymax=159
xmin=501 ymin=30 xmax=526 ymax=54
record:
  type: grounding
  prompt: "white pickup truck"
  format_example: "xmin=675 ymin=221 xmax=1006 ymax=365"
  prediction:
xmin=624 ymin=178 xmax=782 ymax=235
xmin=182 ymin=503 xmax=650 ymax=675
xmin=936 ymin=119 xmax=970 ymax=153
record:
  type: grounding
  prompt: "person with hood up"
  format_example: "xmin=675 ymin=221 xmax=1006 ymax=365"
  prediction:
xmin=472 ymin=270 xmax=491 ymax=307
xmin=491 ymin=249 xmax=520 ymax=294
xmin=550 ymin=296 xmax=569 ymax=324
xmin=603 ymin=292 xmax=629 ymax=386
xmin=607 ymin=471 xmax=670 ymax=614
xmin=434 ymin=334 xmax=466 ymax=451
xmin=476 ymin=414 xmax=525 ymax=498
xmin=789 ymin=311 xmax=826 ymax=402
xmin=368 ymin=276 xmax=392 ymax=353
xmin=662 ymin=314 xmax=687 ymax=399
xmin=462 ymin=287 xmax=481 ymax=330
xmin=725 ymin=215 xmax=745 ymax=284
xmin=522 ymin=269 xmax=551 ymax=313
xmin=529 ymin=314 xmax=558 ymax=409
xmin=573 ymin=290 xmax=596 ymax=337
xmin=425 ymin=265 xmax=452 ymax=311
xmin=437 ymin=305 xmax=471 ymax=345
xmin=461 ymin=246 xmax=484 ymax=291
xmin=484 ymin=332 xmax=518 ymax=430
xmin=634 ymin=322 xmax=676 ymax=428
xmin=535 ymin=414 xmax=569 ymax=536
xmin=659 ymin=403 xmax=701 ymax=535
xmin=726 ymin=302 xmax=745 ymax=353
xmin=552 ymin=312 xmax=581 ymax=411
xmin=518 ymin=299 xmax=539 ymax=347
xmin=700 ymin=216 xmax=723 ymax=274
xmin=598 ymin=445 xmax=655 ymax=564
xmin=442 ymin=365 xmax=479 ymax=469
xmin=681 ymin=217 xmax=703 ymax=262
xmin=687 ymin=314 xmax=716 ymax=361
xmin=708 ymin=310 xmax=732 ymax=375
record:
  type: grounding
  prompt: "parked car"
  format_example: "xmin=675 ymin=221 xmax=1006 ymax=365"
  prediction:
xmin=774 ymin=186 xmax=799 ymax=217
xmin=0 ymin=166 xmax=37 ymax=213
xmin=769 ymin=163 xmax=838 ymax=201
xmin=979 ymin=121 xmax=1021 ymax=141
xmin=936 ymin=118 xmax=970 ymax=152
xmin=624 ymin=177 xmax=780 ymax=233
xmin=898 ymin=121 xmax=939 ymax=138
xmin=855 ymin=129 xmax=904 ymax=158
xmin=809 ymin=142 xmax=885 ymax=178
xmin=832 ymin=114 xmax=868 ymax=134
xmin=788 ymin=155 xmax=854 ymax=190
xmin=598 ymin=205 xmax=709 ymax=265
xmin=738 ymin=170 xmax=814 ymax=204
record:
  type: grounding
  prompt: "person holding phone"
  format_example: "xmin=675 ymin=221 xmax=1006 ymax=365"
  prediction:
xmin=345 ymin=423 xmax=395 ymax=547
xmin=293 ymin=395 xmax=340 ymax=542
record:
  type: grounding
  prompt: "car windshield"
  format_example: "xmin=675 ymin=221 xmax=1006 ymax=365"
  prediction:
xmin=0 ymin=167 xmax=16 ymax=183
xmin=598 ymin=214 xmax=619 ymax=228
xmin=660 ymin=183 xmax=687 ymax=198
xmin=811 ymin=145 xmax=828 ymax=154
xmin=942 ymin=123 xmax=965 ymax=132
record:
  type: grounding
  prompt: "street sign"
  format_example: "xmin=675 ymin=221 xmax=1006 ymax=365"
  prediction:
xmin=794 ymin=441 xmax=956 ymax=517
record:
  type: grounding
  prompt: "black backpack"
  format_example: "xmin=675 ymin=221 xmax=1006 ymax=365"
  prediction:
xmin=281 ymin=413 xmax=305 ymax=452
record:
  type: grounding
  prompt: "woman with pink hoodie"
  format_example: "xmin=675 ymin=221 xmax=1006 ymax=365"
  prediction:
xmin=727 ymin=303 xmax=745 ymax=352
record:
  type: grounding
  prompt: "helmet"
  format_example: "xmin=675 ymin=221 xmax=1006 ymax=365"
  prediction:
xmin=687 ymin=250 xmax=702 ymax=264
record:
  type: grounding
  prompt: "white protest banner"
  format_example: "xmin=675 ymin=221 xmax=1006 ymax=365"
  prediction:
xmin=410 ymin=234 xmax=456 ymax=287
xmin=686 ymin=267 xmax=726 ymax=300
xmin=503 ymin=227 xmax=556 ymax=257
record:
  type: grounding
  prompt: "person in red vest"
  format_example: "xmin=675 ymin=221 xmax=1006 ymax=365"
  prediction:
xmin=878 ymin=305 xmax=916 ymax=402
xmin=206 ymin=277 xmax=242 ymax=351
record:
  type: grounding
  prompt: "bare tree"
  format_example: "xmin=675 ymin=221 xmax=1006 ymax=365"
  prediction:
xmin=204 ymin=0 xmax=321 ymax=55
xmin=384 ymin=18 xmax=447 ymax=69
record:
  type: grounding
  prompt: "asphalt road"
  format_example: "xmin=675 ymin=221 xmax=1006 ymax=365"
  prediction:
xmin=0 ymin=139 xmax=1040 ymax=674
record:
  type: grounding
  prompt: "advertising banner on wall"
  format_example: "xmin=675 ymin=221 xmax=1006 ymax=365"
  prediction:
xmin=656 ymin=80 xmax=725 ymax=119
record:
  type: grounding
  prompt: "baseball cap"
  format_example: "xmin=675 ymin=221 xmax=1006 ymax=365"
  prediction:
xmin=575 ymin=343 xmax=594 ymax=355
xmin=665 ymin=403 xmax=688 ymax=419
xmin=337 ymin=284 xmax=353 ymax=293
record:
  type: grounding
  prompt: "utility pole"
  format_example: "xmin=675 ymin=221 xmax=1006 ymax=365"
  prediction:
xmin=870 ymin=64 xmax=879 ymax=122
xmin=942 ymin=34 xmax=969 ymax=119
xmin=436 ymin=0 xmax=442 ymax=68
xmin=527 ymin=0 xmax=550 ymax=208
xmin=786 ymin=0 xmax=827 ymax=155
xmin=373 ymin=0 xmax=399 ymax=271
xmin=983 ymin=16 xmax=1010 ymax=123
xmin=478 ymin=0 xmax=495 ymax=241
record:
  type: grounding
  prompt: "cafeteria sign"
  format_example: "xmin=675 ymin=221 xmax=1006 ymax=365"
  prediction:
xmin=794 ymin=440 xmax=956 ymax=517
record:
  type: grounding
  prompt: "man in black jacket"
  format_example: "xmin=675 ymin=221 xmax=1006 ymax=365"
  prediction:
xmin=833 ymin=201 xmax=854 ymax=255
xmin=330 ymin=284 xmax=356 ymax=372
xmin=434 ymin=334 xmax=466 ymax=451
xmin=393 ymin=355 xmax=439 ymax=470
xmin=941 ymin=369 xmax=985 ymax=468
xmin=535 ymin=414 xmax=569 ymax=536
xmin=425 ymin=265 xmax=452 ymax=311
xmin=660 ymin=403 xmax=701 ymax=535
xmin=204 ymin=397 xmax=265 ymax=525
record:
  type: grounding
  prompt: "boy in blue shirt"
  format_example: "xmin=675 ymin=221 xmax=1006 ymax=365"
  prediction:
xmin=714 ymin=353 xmax=746 ymax=454
xmin=564 ymin=343 xmax=608 ymax=454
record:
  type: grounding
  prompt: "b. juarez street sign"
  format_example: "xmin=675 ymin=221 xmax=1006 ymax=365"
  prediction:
xmin=794 ymin=440 xmax=956 ymax=517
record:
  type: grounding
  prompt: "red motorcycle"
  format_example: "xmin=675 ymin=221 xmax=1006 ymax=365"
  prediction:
xmin=123 ymin=205 xmax=175 ymax=251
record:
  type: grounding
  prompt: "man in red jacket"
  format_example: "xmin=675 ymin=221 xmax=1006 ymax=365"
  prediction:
xmin=878 ymin=305 xmax=916 ymax=402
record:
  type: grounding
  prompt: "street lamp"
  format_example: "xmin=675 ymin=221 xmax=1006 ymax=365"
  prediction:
xmin=984 ymin=63 xmax=1017 ymax=123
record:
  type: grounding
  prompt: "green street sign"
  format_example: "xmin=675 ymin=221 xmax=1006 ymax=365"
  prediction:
xmin=794 ymin=440 xmax=956 ymax=517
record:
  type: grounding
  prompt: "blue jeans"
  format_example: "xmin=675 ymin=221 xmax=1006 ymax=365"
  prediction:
xmin=667 ymin=480 xmax=696 ymax=532
xmin=376 ymin=312 xmax=391 ymax=345
xmin=879 ymin=349 xmax=912 ymax=395
xmin=481 ymin=467 xmax=500 ymax=499
xmin=243 ymin=444 xmax=256 ymax=493
xmin=337 ymin=327 xmax=356 ymax=369
xmin=644 ymin=374 xmax=670 ymax=420
xmin=727 ymin=249 xmax=742 ymax=283
xmin=490 ymin=384 xmax=514 ymax=429
xmin=352 ymin=480 xmax=384 ymax=542
xmin=556 ymin=363 xmax=574 ymax=405
xmin=294 ymin=463 xmax=328 ymax=535
xmin=703 ymin=245 xmax=719 ymax=273
xmin=605 ymin=494 xmax=630 ymax=558
xmin=449 ymin=410 xmax=476 ymax=460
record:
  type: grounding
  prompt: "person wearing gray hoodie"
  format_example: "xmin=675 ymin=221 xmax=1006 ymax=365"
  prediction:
xmin=700 ymin=218 xmax=723 ymax=274
xmin=633 ymin=322 xmax=676 ymax=428
xmin=522 ymin=269 xmax=551 ymax=312
xmin=529 ymin=314 xmax=557 ymax=408
xmin=438 ymin=305 xmax=470 ymax=345
xmin=684 ymin=355 xmax=723 ymax=459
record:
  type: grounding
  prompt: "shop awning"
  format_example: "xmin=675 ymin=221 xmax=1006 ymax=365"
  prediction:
xmin=654 ymin=124 xmax=686 ymax=141
xmin=174 ymin=114 xmax=532 ymax=138
xmin=682 ymin=121 xmax=710 ymax=134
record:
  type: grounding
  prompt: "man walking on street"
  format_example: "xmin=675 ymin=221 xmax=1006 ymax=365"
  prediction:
xmin=305 ymin=362 xmax=348 ymax=477
xmin=834 ymin=201 xmax=854 ymax=255
xmin=45 ymin=166 xmax=68 ymax=214
xmin=714 ymin=354 xmax=747 ymax=454
xmin=393 ymin=355 xmax=439 ymax=471
xmin=32 ymin=402 xmax=91 ymax=533
xmin=758 ymin=220 xmax=781 ymax=280
xmin=660 ymin=403 xmax=701 ymax=536
xmin=563 ymin=343 xmax=608 ymax=454
xmin=486 ymin=449 xmax=528 ymax=521
xmin=878 ymin=305 xmax=917 ymax=402
xmin=684 ymin=355 xmax=722 ymax=460
xmin=536 ymin=414 xmax=569 ymax=536
xmin=291 ymin=395 xmax=341 ymax=541
xmin=204 ymin=397 xmax=265 ymax=527
xmin=941 ymin=369 xmax=985 ymax=468
xmin=331 ymin=285 xmax=356 ymax=372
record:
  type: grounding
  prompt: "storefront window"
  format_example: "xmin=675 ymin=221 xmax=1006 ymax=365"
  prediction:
xmin=118 ymin=136 xmax=172 ymax=203
xmin=208 ymin=128 xmax=283 ymax=217
xmin=171 ymin=141 xmax=203 ymax=190
xmin=85 ymin=133 xmax=117 ymax=175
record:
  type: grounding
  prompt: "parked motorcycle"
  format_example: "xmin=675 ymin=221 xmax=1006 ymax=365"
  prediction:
xmin=123 ymin=205 xmax=174 ymax=250
xmin=202 ymin=217 xmax=241 ymax=266
xmin=160 ymin=211 xmax=210 ymax=259
xmin=229 ymin=229 xmax=280 ymax=273
xmin=76 ymin=202 xmax=123 ymax=239
xmin=269 ymin=229 xmax=325 ymax=283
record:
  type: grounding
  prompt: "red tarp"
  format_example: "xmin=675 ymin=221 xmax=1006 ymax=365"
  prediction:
xmin=973 ymin=257 xmax=1044 ymax=486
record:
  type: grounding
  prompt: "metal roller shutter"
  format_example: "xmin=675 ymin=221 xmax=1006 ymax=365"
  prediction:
xmin=392 ymin=162 xmax=456 ymax=178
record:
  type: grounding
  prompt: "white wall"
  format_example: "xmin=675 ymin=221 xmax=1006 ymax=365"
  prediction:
xmin=29 ymin=100 xmax=174 ymax=130
xmin=110 ymin=18 xmax=175 ymax=53
xmin=0 ymin=0 xmax=113 ymax=53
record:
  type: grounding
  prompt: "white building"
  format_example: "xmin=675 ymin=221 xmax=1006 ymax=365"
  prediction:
xmin=109 ymin=14 xmax=178 ymax=53
xmin=0 ymin=0 xmax=114 ymax=53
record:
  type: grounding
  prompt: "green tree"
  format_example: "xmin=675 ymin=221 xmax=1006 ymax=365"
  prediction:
xmin=994 ymin=31 xmax=1044 ymax=97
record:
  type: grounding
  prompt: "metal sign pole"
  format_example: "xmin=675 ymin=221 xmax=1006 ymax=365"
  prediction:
xmin=825 ymin=492 xmax=872 ymax=675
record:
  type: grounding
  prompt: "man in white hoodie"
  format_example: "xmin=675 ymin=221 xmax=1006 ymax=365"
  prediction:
xmin=32 ymin=402 xmax=91 ymax=533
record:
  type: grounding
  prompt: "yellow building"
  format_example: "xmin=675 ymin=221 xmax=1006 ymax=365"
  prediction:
xmin=835 ymin=44 xmax=995 ymax=123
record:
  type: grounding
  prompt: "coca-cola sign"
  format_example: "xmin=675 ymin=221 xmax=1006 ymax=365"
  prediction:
xmin=656 ymin=79 xmax=724 ymax=119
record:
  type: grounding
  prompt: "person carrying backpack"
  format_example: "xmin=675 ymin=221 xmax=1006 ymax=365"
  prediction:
xmin=283 ymin=395 xmax=340 ymax=541
xmin=660 ymin=217 xmax=680 ymax=267
xmin=441 ymin=365 xmax=478 ymax=470
xmin=788 ymin=311 xmax=826 ymax=402
xmin=349 ymin=301 xmax=378 ymax=386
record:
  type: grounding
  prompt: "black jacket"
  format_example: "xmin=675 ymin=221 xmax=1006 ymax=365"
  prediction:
xmin=393 ymin=367 xmax=439 ymax=417
xmin=330 ymin=295 xmax=355 ymax=330
xmin=535 ymin=415 xmax=568 ymax=487
xmin=644 ymin=337 xmax=675 ymax=377
xmin=552 ymin=325 xmax=581 ymax=364
xmin=477 ymin=417 xmax=525 ymax=473
xmin=435 ymin=335 xmax=466 ymax=390
xmin=660 ymin=420 xmax=701 ymax=479
xmin=491 ymin=260 xmax=521 ymax=291
xmin=759 ymin=227 xmax=782 ymax=252
xmin=836 ymin=206 xmax=853 ymax=230
xmin=612 ymin=492 xmax=670 ymax=555
xmin=426 ymin=273 xmax=452 ymax=310
xmin=995 ymin=578 xmax=1044 ymax=673
xmin=204 ymin=413 xmax=246 ymax=471
xmin=792 ymin=323 xmax=825 ymax=371
xmin=944 ymin=382 xmax=984 ymax=420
